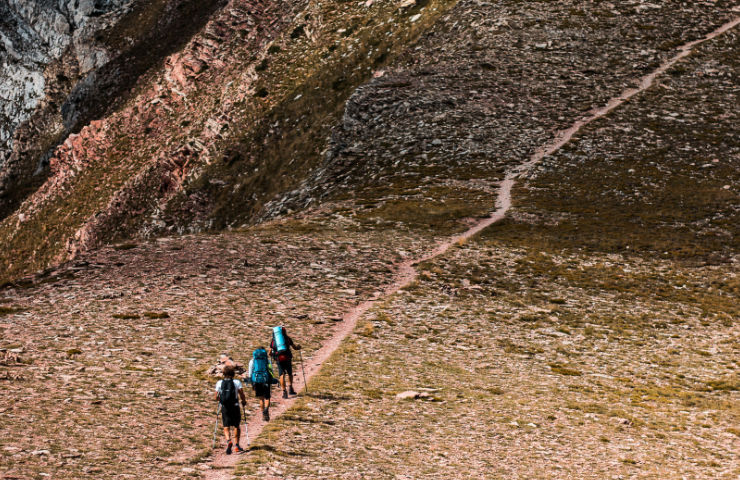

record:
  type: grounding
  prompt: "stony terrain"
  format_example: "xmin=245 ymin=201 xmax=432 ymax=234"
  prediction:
xmin=237 ymin=9 xmax=739 ymax=479
xmin=0 ymin=214 xmax=440 ymax=479
xmin=265 ymin=0 xmax=738 ymax=218
xmin=0 ymin=1 xmax=738 ymax=479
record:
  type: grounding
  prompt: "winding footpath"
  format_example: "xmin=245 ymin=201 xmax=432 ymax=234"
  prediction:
xmin=205 ymin=16 xmax=740 ymax=479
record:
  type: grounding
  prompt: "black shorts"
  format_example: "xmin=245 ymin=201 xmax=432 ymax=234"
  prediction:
xmin=277 ymin=359 xmax=292 ymax=376
xmin=221 ymin=404 xmax=241 ymax=427
xmin=253 ymin=382 xmax=271 ymax=399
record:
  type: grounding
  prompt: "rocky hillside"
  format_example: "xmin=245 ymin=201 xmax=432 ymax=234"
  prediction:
xmin=0 ymin=0 xmax=458 ymax=284
xmin=0 ymin=0 xmax=225 ymax=220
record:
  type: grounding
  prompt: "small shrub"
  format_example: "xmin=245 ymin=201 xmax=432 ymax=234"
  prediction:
xmin=358 ymin=322 xmax=374 ymax=337
xmin=0 ymin=306 xmax=25 ymax=316
xmin=143 ymin=311 xmax=170 ymax=319
xmin=704 ymin=378 xmax=738 ymax=391
xmin=549 ymin=363 xmax=582 ymax=376
xmin=113 ymin=313 xmax=140 ymax=320
xmin=255 ymin=59 xmax=268 ymax=72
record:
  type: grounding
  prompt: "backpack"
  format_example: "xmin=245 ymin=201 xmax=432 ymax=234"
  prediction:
xmin=219 ymin=378 xmax=238 ymax=407
xmin=251 ymin=348 xmax=270 ymax=384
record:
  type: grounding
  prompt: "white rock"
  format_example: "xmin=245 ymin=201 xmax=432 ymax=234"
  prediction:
xmin=395 ymin=390 xmax=420 ymax=400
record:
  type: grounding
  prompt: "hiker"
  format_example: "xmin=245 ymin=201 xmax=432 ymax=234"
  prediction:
xmin=248 ymin=347 xmax=274 ymax=421
xmin=270 ymin=326 xmax=302 ymax=399
xmin=213 ymin=364 xmax=247 ymax=454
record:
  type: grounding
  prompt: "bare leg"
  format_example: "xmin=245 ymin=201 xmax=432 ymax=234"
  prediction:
xmin=234 ymin=426 xmax=241 ymax=446
xmin=223 ymin=426 xmax=231 ymax=443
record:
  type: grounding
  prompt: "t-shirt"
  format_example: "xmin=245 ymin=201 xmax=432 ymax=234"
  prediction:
xmin=215 ymin=378 xmax=243 ymax=394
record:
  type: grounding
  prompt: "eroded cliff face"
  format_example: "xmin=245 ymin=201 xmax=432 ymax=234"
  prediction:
xmin=0 ymin=0 xmax=132 ymax=196
xmin=0 ymin=0 xmax=224 ymax=220
xmin=0 ymin=0 xmax=458 ymax=283
xmin=0 ymin=0 xmax=130 ymax=148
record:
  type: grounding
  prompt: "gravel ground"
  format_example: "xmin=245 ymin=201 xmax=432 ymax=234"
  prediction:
xmin=0 ymin=1 xmax=737 ymax=479
xmin=0 ymin=217 xmax=436 ymax=480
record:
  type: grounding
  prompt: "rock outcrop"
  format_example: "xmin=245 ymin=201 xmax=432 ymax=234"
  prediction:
xmin=0 ymin=0 xmax=224 ymax=220
xmin=0 ymin=0 xmax=130 ymax=155
xmin=0 ymin=0 xmax=131 ymax=205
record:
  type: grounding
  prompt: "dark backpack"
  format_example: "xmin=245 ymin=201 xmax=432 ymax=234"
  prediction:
xmin=219 ymin=378 xmax=238 ymax=407
xmin=251 ymin=348 xmax=270 ymax=384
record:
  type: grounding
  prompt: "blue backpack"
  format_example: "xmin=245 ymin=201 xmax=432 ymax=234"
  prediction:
xmin=251 ymin=348 xmax=270 ymax=384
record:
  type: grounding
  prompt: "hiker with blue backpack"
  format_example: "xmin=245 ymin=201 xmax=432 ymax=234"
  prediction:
xmin=270 ymin=326 xmax=302 ymax=399
xmin=248 ymin=347 xmax=275 ymax=421
xmin=213 ymin=364 xmax=247 ymax=454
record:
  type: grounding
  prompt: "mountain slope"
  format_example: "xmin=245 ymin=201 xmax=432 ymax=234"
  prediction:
xmin=0 ymin=0 xmax=459 ymax=285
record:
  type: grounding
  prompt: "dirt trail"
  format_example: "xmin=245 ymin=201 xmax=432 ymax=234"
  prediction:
xmin=205 ymin=16 xmax=740 ymax=480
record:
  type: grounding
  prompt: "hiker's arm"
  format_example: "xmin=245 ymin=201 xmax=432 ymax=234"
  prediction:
xmin=238 ymin=388 xmax=247 ymax=405
xmin=213 ymin=391 xmax=219 ymax=401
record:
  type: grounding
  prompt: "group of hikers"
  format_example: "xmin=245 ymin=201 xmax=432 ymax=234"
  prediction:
xmin=213 ymin=326 xmax=303 ymax=454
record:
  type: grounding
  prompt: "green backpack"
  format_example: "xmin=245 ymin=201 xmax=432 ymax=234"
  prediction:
xmin=251 ymin=348 xmax=270 ymax=384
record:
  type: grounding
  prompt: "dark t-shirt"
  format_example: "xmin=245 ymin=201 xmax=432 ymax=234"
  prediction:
xmin=270 ymin=334 xmax=295 ymax=359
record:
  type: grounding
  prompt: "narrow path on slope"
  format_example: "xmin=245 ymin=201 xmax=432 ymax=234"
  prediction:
xmin=205 ymin=16 xmax=739 ymax=480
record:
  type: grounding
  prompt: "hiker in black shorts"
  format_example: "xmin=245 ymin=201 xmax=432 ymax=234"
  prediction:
xmin=248 ymin=347 xmax=273 ymax=421
xmin=213 ymin=365 xmax=247 ymax=454
xmin=270 ymin=327 xmax=301 ymax=399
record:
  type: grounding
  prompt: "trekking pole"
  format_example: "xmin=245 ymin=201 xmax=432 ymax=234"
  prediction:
xmin=298 ymin=350 xmax=308 ymax=393
xmin=242 ymin=407 xmax=249 ymax=447
xmin=212 ymin=403 xmax=221 ymax=449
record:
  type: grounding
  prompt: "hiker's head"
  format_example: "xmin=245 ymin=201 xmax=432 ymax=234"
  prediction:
xmin=223 ymin=365 xmax=235 ymax=378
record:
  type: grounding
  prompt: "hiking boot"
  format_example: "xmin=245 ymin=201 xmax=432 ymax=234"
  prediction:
xmin=288 ymin=386 xmax=297 ymax=395
xmin=225 ymin=441 xmax=233 ymax=455
xmin=235 ymin=444 xmax=245 ymax=454
xmin=262 ymin=408 xmax=270 ymax=421
xmin=282 ymin=389 xmax=288 ymax=399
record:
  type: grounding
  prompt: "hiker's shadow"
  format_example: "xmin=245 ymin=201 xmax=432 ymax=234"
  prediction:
xmin=301 ymin=392 xmax=351 ymax=401
xmin=247 ymin=445 xmax=311 ymax=457
xmin=281 ymin=414 xmax=336 ymax=426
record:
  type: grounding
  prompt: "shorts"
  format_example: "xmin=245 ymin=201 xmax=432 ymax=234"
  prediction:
xmin=253 ymin=382 xmax=271 ymax=399
xmin=277 ymin=359 xmax=292 ymax=377
xmin=221 ymin=404 xmax=241 ymax=427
